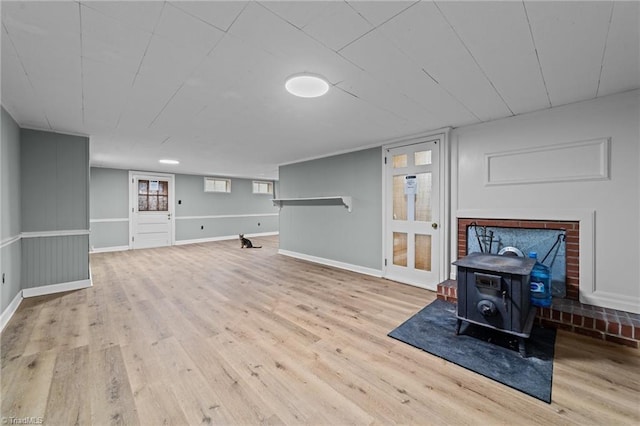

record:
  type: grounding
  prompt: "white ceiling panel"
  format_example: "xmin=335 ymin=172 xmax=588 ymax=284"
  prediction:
xmin=80 ymin=5 xmax=150 ymax=76
xmin=2 ymin=0 xmax=80 ymax=38
xmin=80 ymin=1 xmax=164 ymax=33
xmin=169 ymin=1 xmax=248 ymax=33
xmin=1 ymin=50 xmax=49 ymax=129
xmin=137 ymin=34 xmax=210 ymax=88
xmin=378 ymin=1 xmax=512 ymax=122
xmin=346 ymin=0 xmax=417 ymax=28
xmin=526 ymin=1 xmax=613 ymax=106
xmin=1 ymin=1 xmax=637 ymax=179
xmin=82 ymin=58 xmax=136 ymax=130
xmin=340 ymin=29 xmax=479 ymax=127
xmin=154 ymin=3 xmax=225 ymax=53
xmin=435 ymin=1 xmax=550 ymax=114
xmin=301 ymin=1 xmax=373 ymax=51
xmin=117 ymin=75 xmax=182 ymax=131
xmin=259 ymin=1 xmax=334 ymax=29
xmin=597 ymin=1 xmax=640 ymax=97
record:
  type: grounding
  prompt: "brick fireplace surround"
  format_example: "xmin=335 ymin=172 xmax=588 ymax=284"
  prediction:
xmin=437 ymin=218 xmax=640 ymax=349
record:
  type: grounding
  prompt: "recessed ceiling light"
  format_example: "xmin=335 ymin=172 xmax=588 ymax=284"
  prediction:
xmin=159 ymin=159 xmax=179 ymax=165
xmin=285 ymin=73 xmax=329 ymax=98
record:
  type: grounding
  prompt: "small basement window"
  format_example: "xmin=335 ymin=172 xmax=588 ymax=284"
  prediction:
xmin=204 ymin=177 xmax=231 ymax=193
xmin=253 ymin=181 xmax=273 ymax=194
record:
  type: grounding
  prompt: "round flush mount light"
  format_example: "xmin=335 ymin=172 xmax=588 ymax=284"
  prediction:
xmin=159 ymin=159 xmax=179 ymax=165
xmin=285 ymin=73 xmax=329 ymax=98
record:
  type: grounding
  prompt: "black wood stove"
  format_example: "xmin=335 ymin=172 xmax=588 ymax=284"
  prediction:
xmin=453 ymin=253 xmax=537 ymax=356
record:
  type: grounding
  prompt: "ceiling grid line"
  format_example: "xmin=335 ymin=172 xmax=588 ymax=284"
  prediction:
xmin=522 ymin=1 xmax=552 ymax=109
xmin=434 ymin=1 xmax=515 ymax=117
xmin=595 ymin=3 xmax=616 ymax=98
xmin=114 ymin=1 xmax=167 ymax=129
xmin=1 ymin=21 xmax=52 ymax=129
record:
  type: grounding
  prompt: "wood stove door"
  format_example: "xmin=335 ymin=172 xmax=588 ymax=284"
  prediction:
xmin=384 ymin=140 xmax=440 ymax=290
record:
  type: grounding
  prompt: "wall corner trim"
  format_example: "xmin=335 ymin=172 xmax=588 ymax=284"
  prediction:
xmin=0 ymin=291 xmax=23 ymax=332
xmin=278 ymin=249 xmax=382 ymax=278
xmin=22 ymin=278 xmax=92 ymax=298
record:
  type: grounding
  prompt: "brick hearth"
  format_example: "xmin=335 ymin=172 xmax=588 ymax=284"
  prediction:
xmin=437 ymin=280 xmax=640 ymax=349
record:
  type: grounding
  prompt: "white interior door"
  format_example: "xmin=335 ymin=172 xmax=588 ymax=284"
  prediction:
xmin=384 ymin=140 xmax=440 ymax=290
xmin=130 ymin=173 xmax=174 ymax=249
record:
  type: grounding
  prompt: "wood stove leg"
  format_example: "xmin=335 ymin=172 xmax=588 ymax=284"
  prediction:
xmin=518 ymin=337 xmax=527 ymax=357
xmin=455 ymin=319 xmax=462 ymax=335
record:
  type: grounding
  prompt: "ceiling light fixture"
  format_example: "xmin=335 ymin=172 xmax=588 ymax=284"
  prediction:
xmin=285 ymin=73 xmax=329 ymax=98
xmin=159 ymin=159 xmax=179 ymax=165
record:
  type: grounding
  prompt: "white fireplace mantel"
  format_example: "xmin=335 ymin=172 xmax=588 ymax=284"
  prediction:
xmin=454 ymin=208 xmax=638 ymax=314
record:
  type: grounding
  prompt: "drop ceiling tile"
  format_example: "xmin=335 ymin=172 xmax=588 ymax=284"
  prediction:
xmin=340 ymin=28 xmax=479 ymax=127
xmin=2 ymin=1 xmax=80 ymax=38
xmin=80 ymin=1 xmax=164 ymax=33
xmin=117 ymin=74 xmax=182 ymax=131
xmin=346 ymin=0 xmax=417 ymax=27
xmin=80 ymin=5 xmax=151 ymax=76
xmin=336 ymin=70 xmax=441 ymax=128
xmin=597 ymin=1 xmax=640 ymax=97
xmin=153 ymin=3 xmax=225 ymax=52
xmin=302 ymin=1 xmax=374 ymax=51
xmin=259 ymin=1 xmax=334 ymax=29
xmin=435 ymin=1 xmax=550 ymax=114
xmin=378 ymin=1 xmax=512 ymax=122
xmin=137 ymin=34 xmax=210 ymax=88
xmin=526 ymin=1 xmax=612 ymax=106
xmin=1 ymin=52 xmax=49 ymax=128
xmin=82 ymin=58 xmax=136 ymax=130
xmin=170 ymin=1 xmax=248 ymax=32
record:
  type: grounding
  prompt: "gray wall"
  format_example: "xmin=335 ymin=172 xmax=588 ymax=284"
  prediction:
xmin=90 ymin=168 xmax=129 ymax=249
xmin=20 ymin=129 xmax=89 ymax=288
xmin=89 ymin=167 xmax=279 ymax=249
xmin=278 ymin=147 xmax=382 ymax=271
xmin=1 ymin=107 xmax=22 ymax=311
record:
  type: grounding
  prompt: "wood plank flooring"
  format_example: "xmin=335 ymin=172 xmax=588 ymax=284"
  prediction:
xmin=2 ymin=236 xmax=639 ymax=425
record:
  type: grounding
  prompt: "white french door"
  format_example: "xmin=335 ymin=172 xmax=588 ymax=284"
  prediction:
xmin=129 ymin=172 xmax=175 ymax=249
xmin=384 ymin=140 xmax=440 ymax=290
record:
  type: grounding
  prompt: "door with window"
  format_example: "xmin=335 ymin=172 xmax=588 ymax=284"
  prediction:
xmin=384 ymin=140 xmax=440 ymax=290
xmin=130 ymin=173 xmax=174 ymax=249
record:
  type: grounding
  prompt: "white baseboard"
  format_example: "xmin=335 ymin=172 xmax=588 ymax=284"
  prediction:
xmin=90 ymin=245 xmax=129 ymax=253
xmin=175 ymin=231 xmax=279 ymax=246
xmin=581 ymin=291 xmax=640 ymax=315
xmin=278 ymin=249 xmax=382 ymax=278
xmin=22 ymin=278 xmax=93 ymax=298
xmin=1 ymin=291 xmax=23 ymax=332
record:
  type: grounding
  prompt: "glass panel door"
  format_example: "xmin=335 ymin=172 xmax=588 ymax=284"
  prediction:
xmin=384 ymin=139 xmax=440 ymax=290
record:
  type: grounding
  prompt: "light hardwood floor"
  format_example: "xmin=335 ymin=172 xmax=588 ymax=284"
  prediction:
xmin=2 ymin=236 xmax=639 ymax=425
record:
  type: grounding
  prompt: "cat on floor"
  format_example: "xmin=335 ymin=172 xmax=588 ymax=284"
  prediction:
xmin=239 ymin=234 xmax=262 ymax=248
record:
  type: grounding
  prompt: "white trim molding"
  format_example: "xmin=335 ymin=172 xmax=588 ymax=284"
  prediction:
xmin=176 ymin=213 xmax=278 ymax=220
xmin=22 ymin=278 xmax=92 ymax=298
xmin=278 ymin=249 xmax=382 ymax=278
xmin=485 ymin=137 xmax=610 ymax=186
xmin=21 ymin=229 xmax=90 ymax=238
xmin=90 ymin=218 xmax=129 ymax=223
xmin=90 ymin=245 xmax=130 ymax=253
xmin=0 ymin=291 xmax=23 ymax=332
xmin=175 ymin=231 xmax=279 ymax=246
xmin=0 ymin=234 xmax=21 ymax=249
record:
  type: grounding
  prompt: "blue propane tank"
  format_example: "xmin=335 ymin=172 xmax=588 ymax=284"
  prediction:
xmin=529 ymin=252 xmax=552 ymax=308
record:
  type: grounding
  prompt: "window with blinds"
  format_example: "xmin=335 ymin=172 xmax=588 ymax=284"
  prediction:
xmin=204 ymin=177 xmax=231 ymax=193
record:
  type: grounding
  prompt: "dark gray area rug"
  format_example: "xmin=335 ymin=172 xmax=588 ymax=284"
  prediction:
xmin=388 ymin=299 xmax=556 ymax=403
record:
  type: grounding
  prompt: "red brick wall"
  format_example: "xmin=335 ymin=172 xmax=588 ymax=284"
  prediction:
xmin=457 ymin=218 xmax=580 ymax=301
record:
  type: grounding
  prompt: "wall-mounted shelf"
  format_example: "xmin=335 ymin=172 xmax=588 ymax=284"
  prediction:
xmin=272 ymin=196 xmax=352 ymax=212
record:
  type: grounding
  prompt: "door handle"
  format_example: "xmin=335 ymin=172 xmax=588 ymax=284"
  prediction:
xmin=168 ymin=213 xmax=171 ymax=220
xmin=432 ymin=223 xmax=438 ymax=229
